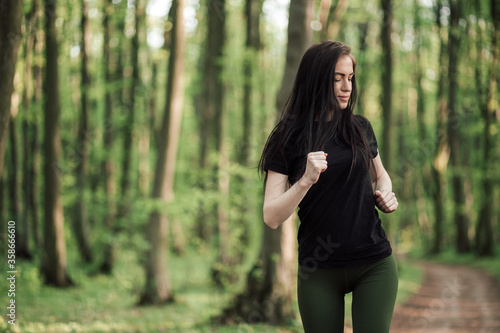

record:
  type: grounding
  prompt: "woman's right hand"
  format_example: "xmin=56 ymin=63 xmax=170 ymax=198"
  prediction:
xmin=301 ymin=151 xmax=328 ymax=186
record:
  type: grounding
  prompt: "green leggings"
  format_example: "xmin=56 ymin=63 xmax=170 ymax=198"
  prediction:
xmin=297 ymin=253 xmax=398 ymax=333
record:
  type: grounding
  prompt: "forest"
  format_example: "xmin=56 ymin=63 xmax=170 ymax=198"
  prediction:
xmin=0 ymin=0 xmax=499 ymax=331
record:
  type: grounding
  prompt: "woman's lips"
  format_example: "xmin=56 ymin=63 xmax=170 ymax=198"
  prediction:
xmin=338 ymin=96 xmax=350 ymax=102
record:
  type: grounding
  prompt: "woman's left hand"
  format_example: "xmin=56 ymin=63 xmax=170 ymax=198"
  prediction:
xmin=374 ymin=190 xmax=398 ymax=213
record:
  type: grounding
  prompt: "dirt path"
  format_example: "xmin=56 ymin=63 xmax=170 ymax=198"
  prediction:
xmin=390 ymin=262 xmax=500 ymax=333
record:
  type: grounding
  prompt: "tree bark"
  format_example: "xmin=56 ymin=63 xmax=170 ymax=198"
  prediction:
xmin=194 ymin=1 xmax=224 ymax=242
xmin=31 ymin=5 xmax=43 ymax=248
xmin=378 ymin=0 xmax=395 ymax=238
xmin=475 ymin=0 xmax=498 ymax=257
xmin=8 ymin=100 xmax=23 ymax=256
xmin=202 ymin=0 xmax=233 ymax=285
xmin=72 ymin=0 xmax=93 ymax=264
xmin=217 ymin=0 xmax=313 ymax=324
xmin=117 ymin=0 xmax=143 ymax=223
xmin=322 ymin=0 xmax=349 ymax=41
xmin=232 ymin=0 xmax=265 ymax=266
xmin=139 ymin=0 xmax=185 ymax=305
xmin=412 ymin=0 xmax=431 ymax=245
xmin=430 ymin=0 xmax=449 ymax=254
xmin=0 ymin=0 xmax=24 ymax=178
xmin=318 ymin=0 xmax=332 ymax=40
xmin=355 ymin=22 xmax=369 ymax=115
xmin=41 ymin=0 xmax=72 ymax=287
xmin=380 ymin=0 xmax=394 ymax=173
xmin=20 ymin=0 xmax=41 ymax=259
xmin=447 ymin=0 xmax=470 ymax=253
xmin=100 ymin=0 xmax=117 ymax=274
xmin=240 ymin=0 xmax=263 ymax=164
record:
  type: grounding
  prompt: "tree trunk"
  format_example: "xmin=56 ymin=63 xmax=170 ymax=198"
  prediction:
xmin=380 ymin=0 xmax=394 ymax=173
xmin=20 ymin=0 xmax=41 ymax=260
xmin=0 ymin=177 xmax=4 ymax=242
xmin=430 ymin=0 xmax=449 ymax=254
xmin=322 ymin=0 xmax=349 ymax=41
xmin=202 ymin=0 xmax=233 ymax=285
xmin=318 ymin=0 xmax=331 ymax=40
xmin=41 ymin=0 xmax=72 ymax=287
xmin=412 ymin=0 xmax=431 ymax=245
xmin=117 ymin=0 xmax=143 ymax=223
xmin=379 ymin=0 xmax=395 ymax=238
xmin=233 ymin=0 xmax=265 ymax=265
xmin=217 ymin=0 xmax=313 ymax=324
xmin=355 ymin=22 xmax=369 ymax=115
xmin=447 ymin=0 xmax=470 ymax=253
xmin=31 ymin=7 xmax=43 ymax=248
xmin=0 ymin=0 xmax=23 ymax=178
xmin=139 ymin=0 xmax=185 ymax=305
xmin=240 ymin=0 xmax=263 ymax=164
xmin=8 ymin=102 xmax=24 ymax=256
xmin=100 ymin=0 xmax=117 ymax=274
xmin=72 ymin=0 xmax=93 ymax=264
xmin=138 ymin=61 xmax=157 ymax=198
xmin=476 ymin=0 xmax=498 ymax=257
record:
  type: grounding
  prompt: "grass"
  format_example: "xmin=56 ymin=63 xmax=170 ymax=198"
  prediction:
xmin=0 ymin=248 xmax=423 ymax=333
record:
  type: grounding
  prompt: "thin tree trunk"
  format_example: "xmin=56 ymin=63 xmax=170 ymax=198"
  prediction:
xmin=161 ymin=2 xmax=186 ymax=257
xmin=20 ymin=0 xmax=40 ymax=260
xmin=447 ymin=0 xmax=470 ymax=253
xmin=476 ymin=0 xmax=498 ymax=256
xmin=100 ymin=0 xmax=117 ymax=274
xmin=117 ymin=0 xmax=143 ymax=223
xmin=138 ymin=62 xmax=157 ymax=198
xmin=430 ymin=0 xmax=449 ymax=254
xmin=31 ymin=10 xmax=43 ymax=248
xmin=73 ymin=0 xmax=93 ymax=264
xmin=322 ymin=0 xmax=349 ymax=41
xmin=41 ymin=0 xmax=72 ymax=287
xmin=379 ymin=0 xmax=395 ymax=238
xmin=412 ymin=0 xmax=430 ymax=245
xmin=355 ymin=22 xmax=369 ymax=115
xmin=0 ymin=0 xmax=24 ymax=177
xmin=217 ymin=0 xmax=313 ymax=324
xmin=216 ymin=0 xmax=232 ymax=265
xmin=233 ymin=0 xmax=264 ymax=264
xmin=139 ymin=0 xmax=185 ymax=305
xmin=204 ymin=0 xmax=233 ymax=285
xmin=194 ymin=1 xmax=216 ymax=242
xmin=240 ymin=0 xmax=263 ymax=164
xmin=0 ymin=177 xmax=4 ymax=242
xmin=8 ymin=104 xmax=22 ymax=254
xmin=380 ymin=0 xmax=394 ymax=173
xmin=318 ymin=0 xmax=332 ymax=40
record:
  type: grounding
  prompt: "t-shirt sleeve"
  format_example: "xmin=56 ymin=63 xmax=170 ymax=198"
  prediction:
xmin=264 ymin=153 xmax=289 ymax=175
xmin=357 ymin=115 xmax=378 ymax=158
xmin=263 ymin=135 xmax=291 ymax=175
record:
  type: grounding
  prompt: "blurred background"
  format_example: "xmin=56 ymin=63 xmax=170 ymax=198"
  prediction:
xmin=0 ymin=0 xmax=498 ymax=331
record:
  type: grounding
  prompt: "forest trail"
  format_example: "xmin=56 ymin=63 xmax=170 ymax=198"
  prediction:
xmin=389 ymin=262 xmax=500 ymax=333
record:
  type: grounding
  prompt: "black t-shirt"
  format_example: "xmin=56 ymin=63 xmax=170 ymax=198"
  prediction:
xmin=264 ymin=115 xmax=392 ymax=268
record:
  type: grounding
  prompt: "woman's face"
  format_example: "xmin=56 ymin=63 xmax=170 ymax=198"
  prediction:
xmin=334 ymin=55 xmax=354 ymax=110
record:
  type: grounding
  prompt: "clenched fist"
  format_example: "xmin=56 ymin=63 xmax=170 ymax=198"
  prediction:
xmin=374 ymin=189 xmax=398 ymax=213
xmin=301 ymin=151 xmax=328 ymax=186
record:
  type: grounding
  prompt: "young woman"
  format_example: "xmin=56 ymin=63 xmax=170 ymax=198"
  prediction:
xmin=259 ymin=41 xmax=399 ymax=333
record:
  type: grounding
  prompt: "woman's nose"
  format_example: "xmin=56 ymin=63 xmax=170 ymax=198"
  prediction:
xmin=342 ymin=80 xmax=351 ymax=91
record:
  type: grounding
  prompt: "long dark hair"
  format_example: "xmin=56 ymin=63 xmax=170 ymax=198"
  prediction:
xmin=259 ymin=41 xmax=374 ymax=184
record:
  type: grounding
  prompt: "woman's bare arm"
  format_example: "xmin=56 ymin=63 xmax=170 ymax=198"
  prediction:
xmin=263 ymin=151 xmax=327 ymax=229
xmin=370 ymin=151 xmax=398 ymax=213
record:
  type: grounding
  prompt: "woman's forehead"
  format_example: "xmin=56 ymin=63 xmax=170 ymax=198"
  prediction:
xmin=335 ymin=55 xmax=354 ymax=74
